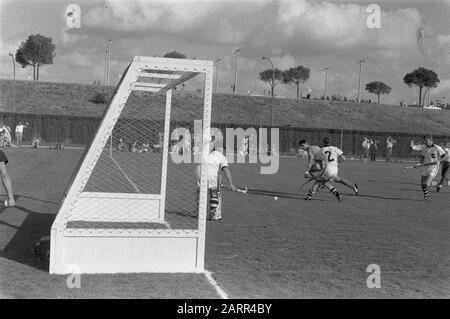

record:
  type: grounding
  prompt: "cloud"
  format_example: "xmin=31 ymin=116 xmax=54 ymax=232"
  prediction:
xmin=432 ymin=78 xmax=450 ymax=95
xmin=61 ymin=30 xmax=90 ymax=45
xmin=82 ymin=0 xmax=426 ymax=63
xmin=437 ymin=34 xmax=450 ymax=45
xmin=275 ymin=1 xmax=423 ymax=55
xmin=83 ymin=0 xmax=269 ymax=45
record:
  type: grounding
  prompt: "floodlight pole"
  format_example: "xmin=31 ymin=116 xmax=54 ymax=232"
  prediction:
xmin=214 ymin=58 xmax=221 ymax=93
xmin=357 ymin=59 xmax=366 ymax=103
xmin=323 ymin=67 xmax=330 ymax=101
xmin=233 ymin=49 xmax=240 ymax=94
xmin=104 ymin=49 xmax=107 ymax=85
xmin=107 ymin=40 xmax=111 ymax=85
xmin=8 ymin=52 xmax=16 ymax=113
xmin=262 ymin=56 xmax=275 ymax=127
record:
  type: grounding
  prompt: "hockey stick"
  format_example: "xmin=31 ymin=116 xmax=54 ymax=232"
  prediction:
xmin=401 ymin=162 xmax=439 ymax=175
xmin=300 ymin=177 xmax=315 ymax=190
xmin=221 ymin=184 xmax=248 ymax=194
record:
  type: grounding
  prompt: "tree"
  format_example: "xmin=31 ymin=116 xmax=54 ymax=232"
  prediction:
xmin=365 ymin=81 xmax=392 ymax=104
xmin=258 ymin=68 xmax=284 ymax=97
xmin=403 ymin=67 xmax=439 ymax=107
xmin=283 ymin=66 xmax=310 ymax=99
xmin=163 ymin=51 xmax=187 ymax=59
xmin=15 ymin=34 xmax=55 ymax=81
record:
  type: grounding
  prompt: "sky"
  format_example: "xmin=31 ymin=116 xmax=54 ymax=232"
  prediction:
xmin=0 ymin=0 xmax=449 ymax=105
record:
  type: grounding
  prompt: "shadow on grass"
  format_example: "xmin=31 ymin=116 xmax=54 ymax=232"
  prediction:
xmin=356 ymin=194 xmax=423 ymax=201
xmin=228 ymin=188 xmax=304 ymax=199
xmin=225 ymin=188 xmax=336 ymax=202
xmin=0 ymin=195 xmax=53 ymax=272
xmin=367 ymin=179 xmax=417 ymax=186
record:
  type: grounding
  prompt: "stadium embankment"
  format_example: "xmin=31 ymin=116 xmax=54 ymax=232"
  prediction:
xmin=1 ymin=79 xmax=449 ymax=157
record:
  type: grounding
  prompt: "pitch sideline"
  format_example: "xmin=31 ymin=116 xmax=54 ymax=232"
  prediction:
xmin=204 ymin=270 xmax=229 ymax=299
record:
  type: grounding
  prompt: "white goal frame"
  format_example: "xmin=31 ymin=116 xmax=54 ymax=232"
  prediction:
xmin=50 ymin=56 xmax=213 ymax=274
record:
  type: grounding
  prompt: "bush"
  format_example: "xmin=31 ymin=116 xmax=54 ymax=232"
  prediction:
xmin=89 ymin=92 xmax=107 ymax=104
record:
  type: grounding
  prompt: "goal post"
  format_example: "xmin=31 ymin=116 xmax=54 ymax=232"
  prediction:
xmin=50 ymin=56 xmax=213 ymax=274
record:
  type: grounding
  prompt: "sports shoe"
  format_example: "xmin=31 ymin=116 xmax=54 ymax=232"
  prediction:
xmin=304 ymin=196 xmax=312 ymax=200
xmin=354 ymin=184 xmax=359 ymax=196
xmin=210 ymin=210 xmax=222 ymax=220
xmin=436 ymin=185 xmax=442 ymax=193
xmin=337 ymin=194 xmax=343 ymax=203
xmin=4 ymin=198 xmax=15 ymax=207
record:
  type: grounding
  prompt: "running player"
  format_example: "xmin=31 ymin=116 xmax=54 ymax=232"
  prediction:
xmin=300 ymin=138 xmax=358 ymax=195
xmin=298 ymin=139 xmax=342 ymax=202
xmin=410 ymin=135 xmax=448 ymax=200
xmin=436 ymin=142 xmax=450 ymax=192
xmin=297 ymin=139 xmax=322 ymax=179
xmin=321 ymin=137 xmax=359 ymax=195
xmin=195 ymin=136 xmax=236 ymax=220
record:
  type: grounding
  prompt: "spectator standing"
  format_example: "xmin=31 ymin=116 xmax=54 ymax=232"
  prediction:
xmin=370 ymin=139 xmax=380 ymax=162
xmin=386 ymin=136 xmax=396 ymax=162
xmin=2 ymin=125 xmax=13 ymax=147
xmin=361 ymin=138 xmax=372 ymax=161
xmin=15 ymin=121 xmax=28 ymax=147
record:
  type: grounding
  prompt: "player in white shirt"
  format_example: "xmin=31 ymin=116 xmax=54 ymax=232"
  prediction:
xmin=315 ymin=137 xmax=358 ymax=191
xmin=437 ymin=142 xmax=450 ymax=192
xmin=410 ymin=135 xmax=448 ymax=200
xmin=303 ymin=137 xmax=357 ymax=202
xmin=195 ymin=137 xmax=236 ymax=220
xmin=239 ymin=136 xmax=249 ymax=156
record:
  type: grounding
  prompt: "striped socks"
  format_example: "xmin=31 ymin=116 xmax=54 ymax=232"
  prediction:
xmin=421 ymin=184 xmax=429 ymax=200
xmin=330 ymin=188 xmax=342 ymax=202
xmin=305 ymin=189 xmax=316 ymax=200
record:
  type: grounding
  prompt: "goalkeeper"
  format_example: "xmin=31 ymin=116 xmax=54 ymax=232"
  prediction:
xmin=195 ymin=136 xmax=236 ymax=221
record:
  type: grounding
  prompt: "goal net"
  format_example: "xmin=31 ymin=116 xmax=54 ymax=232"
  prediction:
xmin=50 ymin=56 xmax=213 ymax=273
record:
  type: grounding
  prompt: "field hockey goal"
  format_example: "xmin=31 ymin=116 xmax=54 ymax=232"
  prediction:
xmin=50 ymin=56 xmax=213 ymax=274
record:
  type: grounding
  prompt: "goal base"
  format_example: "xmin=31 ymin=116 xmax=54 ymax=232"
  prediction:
xmin=50 ymin=228 xmax=203 ymax=274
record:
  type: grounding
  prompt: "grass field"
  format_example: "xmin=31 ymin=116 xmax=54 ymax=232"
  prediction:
xmin=0 ymin=147 xmax=449 ymax=298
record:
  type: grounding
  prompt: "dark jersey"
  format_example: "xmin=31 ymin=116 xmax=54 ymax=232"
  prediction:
xmin=0 ymin=150 xmax=8 ymax=164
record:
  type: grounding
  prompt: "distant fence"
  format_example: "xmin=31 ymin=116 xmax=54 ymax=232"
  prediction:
xmin=1 ymin=112 xmax=449 ymax=159
xmin=0 ymin=112 xmax=100 ymax=145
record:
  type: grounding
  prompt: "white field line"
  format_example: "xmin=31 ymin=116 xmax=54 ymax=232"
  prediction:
xmin=110 ymin=155 xmax=141 ymax=193
xmin=204 ymin=270 xmax=229 ymax=299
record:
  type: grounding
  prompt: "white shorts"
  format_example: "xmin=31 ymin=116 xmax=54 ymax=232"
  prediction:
xmin=421 ymin=165 xmax=439 ymax=178
xmin=194 ymin=166 xmax=220 ymax=189
xmin=321 ymin=165 xmax=338 ymax=181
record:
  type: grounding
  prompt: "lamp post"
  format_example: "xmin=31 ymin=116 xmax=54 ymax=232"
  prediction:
xmin=214 ymin=58 xmax=221 ymax=93
xmin=8 ymin=52 xmax=16 ymax=113
xmin=323 ymin=67 xmax=330 ymax=101
xmin=107 ymin=40 xmax=111 ymax=85
xmin=233 ymin=49 xmax=240 ymax=94
xmin=357 ymin=59 xmax=366 ymax=103
xmin=104 ymin=40 xmax=111 ymax=85
xmin=262 ymin=56 xmax=275 ymax=127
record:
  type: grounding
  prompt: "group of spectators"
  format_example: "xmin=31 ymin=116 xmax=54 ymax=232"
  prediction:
xmin=361 ymin=136 xmax=397 ymax=162
xmin=0 ymin=121 xmax=29 ymax=148
xmin=116 ymin=136 xmax=163 ymax=153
